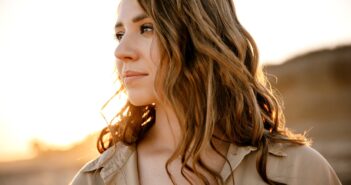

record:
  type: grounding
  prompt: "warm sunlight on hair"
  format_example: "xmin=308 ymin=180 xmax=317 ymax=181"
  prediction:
xmin=1 ymin=0 xmax=350 ymax=164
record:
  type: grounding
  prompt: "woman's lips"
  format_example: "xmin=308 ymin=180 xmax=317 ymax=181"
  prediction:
xmin=122 ymin=70 xmax=148 ymax=85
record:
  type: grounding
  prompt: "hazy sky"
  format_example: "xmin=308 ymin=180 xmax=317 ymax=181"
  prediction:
xmin=0 ymin=0 xmax=350 ymax=161
xmin=234 ymin=0 xmax=351 ymax=63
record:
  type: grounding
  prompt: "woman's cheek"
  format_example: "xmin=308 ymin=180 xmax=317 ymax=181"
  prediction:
xmin=116 ymin=61 xmax=123 ymax=80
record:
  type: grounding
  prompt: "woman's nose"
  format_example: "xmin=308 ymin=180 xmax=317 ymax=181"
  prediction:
xmin=114 ymin=36 xmax=139 ymax=62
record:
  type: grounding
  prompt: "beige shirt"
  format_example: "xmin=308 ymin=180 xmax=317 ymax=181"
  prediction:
xmin=70 ymin=142 xmax=341 ymax=185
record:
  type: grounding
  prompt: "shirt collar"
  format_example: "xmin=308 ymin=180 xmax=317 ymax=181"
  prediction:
xmin=220 ymin=142 xmax=288 ymax=181
xmin=82 ymin=142 xmax=136 ymax=184
xmin=82 ymin=141 xmax=287 ymax=183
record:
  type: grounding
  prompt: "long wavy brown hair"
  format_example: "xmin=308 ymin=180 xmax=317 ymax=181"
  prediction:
xmin=97 ymin=0 xmax=309 ymax=184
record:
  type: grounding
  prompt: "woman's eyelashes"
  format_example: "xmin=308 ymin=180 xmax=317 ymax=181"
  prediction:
xmin=140 ymin=23 xmax=154 ymax=34
xmin=115 ymin=31 xmax=124 ymax=41
xmin=114 ymin=23 xmax=154 ymax=41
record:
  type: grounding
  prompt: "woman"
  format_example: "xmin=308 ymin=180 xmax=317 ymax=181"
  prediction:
xmin=70 ymin=0 xmax=341 ymax=184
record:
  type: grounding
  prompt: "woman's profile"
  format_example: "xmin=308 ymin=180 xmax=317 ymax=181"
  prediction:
xmin=70 ymin=0 xmax=341 ymax=184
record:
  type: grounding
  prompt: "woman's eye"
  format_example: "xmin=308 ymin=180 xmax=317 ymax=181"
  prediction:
xmin=115 ymin=32 xmax=124 ymax=41
xmin=140 ymin=24 xmax=154 ymax=34
xmin=114 ymin=24 xmax=153 ymax=41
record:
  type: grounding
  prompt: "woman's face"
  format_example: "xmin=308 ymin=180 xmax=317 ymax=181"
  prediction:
xmin=115 ymin=0 xmax=161 ymax=106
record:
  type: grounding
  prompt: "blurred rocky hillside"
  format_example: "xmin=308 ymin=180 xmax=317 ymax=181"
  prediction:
xmin=264 ymin=45 xmax=351 ymax=184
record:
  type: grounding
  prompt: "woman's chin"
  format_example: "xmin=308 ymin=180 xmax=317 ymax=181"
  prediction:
xmin=128 ymin=97 xmax=154 ymax=107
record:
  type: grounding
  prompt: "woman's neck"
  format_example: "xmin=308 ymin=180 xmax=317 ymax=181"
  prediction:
xmin=136 ymin=103 xmax=230 ymax=185
xmin=138 ymin=103 xmax=182 ymax=153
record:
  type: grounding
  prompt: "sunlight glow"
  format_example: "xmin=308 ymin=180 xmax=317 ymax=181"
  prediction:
xmin=0 ymin=0 xmax=350 ymax=162
xmin=0 ymin=0 xmax=120 ymax=161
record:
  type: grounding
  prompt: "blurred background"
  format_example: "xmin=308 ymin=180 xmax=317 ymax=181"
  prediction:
xmin=0 ymin=0 xmax=350 ymax=184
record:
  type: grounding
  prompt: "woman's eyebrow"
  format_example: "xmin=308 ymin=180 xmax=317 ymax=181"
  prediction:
xmin=115 ymin=13 xmax=149 ymax=29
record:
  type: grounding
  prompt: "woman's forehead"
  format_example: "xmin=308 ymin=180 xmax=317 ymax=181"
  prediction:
xmin=116 ymin=0 xmax=145 ymax=21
